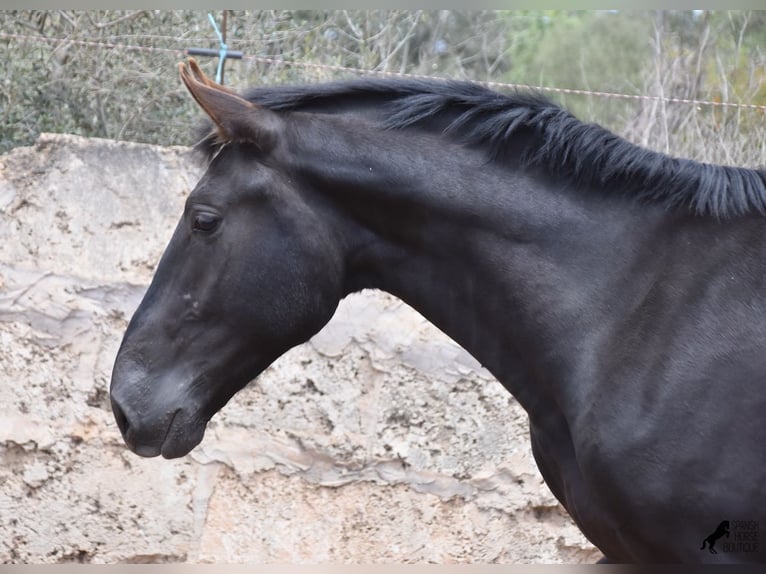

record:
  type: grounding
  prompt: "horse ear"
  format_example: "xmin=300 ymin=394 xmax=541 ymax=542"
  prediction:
xmin=179 ymin=58 xmax=280 ymax=151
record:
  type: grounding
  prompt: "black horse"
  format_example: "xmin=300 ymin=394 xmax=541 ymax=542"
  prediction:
xmin=110 ymin=59 xmax=766 ymax=563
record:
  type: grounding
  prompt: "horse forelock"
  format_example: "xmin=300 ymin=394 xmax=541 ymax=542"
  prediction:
xmin=192 ymin=77 xmax=766 ymax=218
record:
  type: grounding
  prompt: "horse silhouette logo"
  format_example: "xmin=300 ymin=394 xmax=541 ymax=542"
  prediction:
xmin=701 ymin=520 xmax=730 ymax=554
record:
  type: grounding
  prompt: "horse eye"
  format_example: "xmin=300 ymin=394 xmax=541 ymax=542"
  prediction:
xmin=192 ymin=212 xmax=220 ymax=233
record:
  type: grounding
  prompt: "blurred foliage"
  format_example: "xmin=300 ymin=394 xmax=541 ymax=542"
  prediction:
xmin=498 ymin=11 xmax=653 ymax=125
xmin=1 ymin=10 xmax=765 ymax=166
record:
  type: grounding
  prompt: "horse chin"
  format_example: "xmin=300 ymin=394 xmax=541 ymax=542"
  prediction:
xmin=158 ymin=412 xmax=208 ymax=459
xmin=158 ymin=432 xmax=205 ymax=459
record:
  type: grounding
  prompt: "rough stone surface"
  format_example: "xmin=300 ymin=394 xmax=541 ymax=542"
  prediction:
xmin=0 ymin=134 xmax=600 ymax=563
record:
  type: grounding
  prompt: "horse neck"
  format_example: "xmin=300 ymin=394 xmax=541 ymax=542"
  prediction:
xmin=289 ymin=113 xmax=665 ymax=413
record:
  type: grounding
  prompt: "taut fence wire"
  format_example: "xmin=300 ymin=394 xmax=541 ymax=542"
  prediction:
xmin=3 ymin=31 xmax=765 ymax=113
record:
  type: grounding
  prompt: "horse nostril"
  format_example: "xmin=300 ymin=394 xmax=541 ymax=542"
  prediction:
xmin=111 ymin=396 xmax=130 ymax=437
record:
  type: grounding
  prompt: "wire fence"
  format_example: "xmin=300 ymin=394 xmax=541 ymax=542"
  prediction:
xmin=0 ymin=11 xmax=766 ymax=166
xmin=3 ymin=31 xmax=766 ymax=114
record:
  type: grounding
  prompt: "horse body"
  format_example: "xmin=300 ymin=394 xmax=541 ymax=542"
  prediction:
xmin=109 ymin=60 xmax=766 ymax=562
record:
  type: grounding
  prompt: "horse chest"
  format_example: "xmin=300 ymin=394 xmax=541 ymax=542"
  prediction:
xmin=530 ymin=394 xmax=766 ymax=562
xmin=528 ymin=414 xmax=631 ymax=559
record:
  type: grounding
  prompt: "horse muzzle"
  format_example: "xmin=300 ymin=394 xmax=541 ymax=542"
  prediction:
xmin=109 ymin=358 xmax=208 ymax=459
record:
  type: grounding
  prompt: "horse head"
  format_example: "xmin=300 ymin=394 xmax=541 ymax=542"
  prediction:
xmin=110 ymin=60 xmax=345 ymax=458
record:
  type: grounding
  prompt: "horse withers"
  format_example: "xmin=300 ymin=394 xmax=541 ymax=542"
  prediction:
xmin=110 ymin=59 xmax=766 ymax=563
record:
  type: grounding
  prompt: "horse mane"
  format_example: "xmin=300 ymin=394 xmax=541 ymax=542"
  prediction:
xmin=196 ymin=77 xmax=766 ymax=218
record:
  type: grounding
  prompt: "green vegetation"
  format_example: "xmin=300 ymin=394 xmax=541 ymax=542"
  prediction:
xmin=1 ymin=10 xmax=765 ymax=166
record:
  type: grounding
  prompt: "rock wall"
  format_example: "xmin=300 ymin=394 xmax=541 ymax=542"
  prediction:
xmin=0 ymin=134 xmax=599 ymax=563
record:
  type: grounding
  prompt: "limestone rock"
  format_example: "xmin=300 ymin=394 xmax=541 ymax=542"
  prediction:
xmin=0 ymin=134 xmax=599 ymax=563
